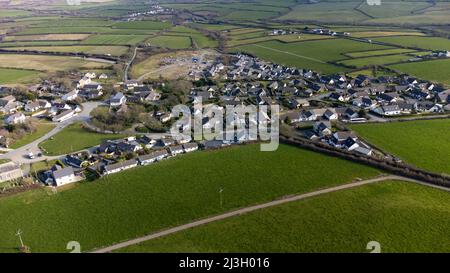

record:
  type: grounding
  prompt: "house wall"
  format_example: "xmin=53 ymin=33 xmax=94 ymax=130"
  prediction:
xmin=0 ymin=168 xmax=24 ymax=183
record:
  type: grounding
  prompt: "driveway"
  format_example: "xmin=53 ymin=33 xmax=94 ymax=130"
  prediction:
xmin=0 ymin=101 xmax=102 ymax=164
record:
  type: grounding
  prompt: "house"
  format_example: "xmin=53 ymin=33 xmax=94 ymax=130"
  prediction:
xmin=65 ymin=155 xmax=88 ymax=169
xmin=303 ymin=130 xmax=319 ymax=140
xmin=138 ymin=150 xmax=169 ymax=165
xmin=437 ymin=90 xmax=450 ymax=104
xmin=0 ymin=95 xmax=15 ymax=107
xmin=99 ymin=73 xmax=108 ymax=79
xmin=183 ymin=143 xmax=199 ymax=153
xmin=372 ymin=104 xmax=401 ymax=116
xmin=330 ymin=131 xmax=357 ymax=147
xmin=168 ymin=145 xmax=184 ymax=156
xmin=377 ymin=92 xmax=401 ymax=103
xmin=0 ymin=162 xmax=24 ymax=183
xmin=110 ymin=92 xmax=126 ymax=107
xmin=24 ymin=101 xmax=41 ymax=112
xmin=323 ymin=109 xmax=338 ymax=120
xmin=5 ymin=112 xmax=26 ymax=125
xmin=77 ymin=76 xmax=91 ymax=88
xmin=344 ymin=137 xmax=373 ymax=156
xmin=137 ymin=135 xmax=157 ymax=148
xmin=52 ymin=166 xmax=77 ymax=186
xmin=62 ymin=89 xmax=79 ymax=101
xmin=53 ymin=109 xmax=76 ymax=122
xmin=313 ymin=121 xmax=332 ymax=136
xmin=103 ymin=159 xmax=138 ymax=175
xmin=157 ymin=137 xmax=175 ymax=147
xmin=329 ymin=92 xmax=345 ymax=102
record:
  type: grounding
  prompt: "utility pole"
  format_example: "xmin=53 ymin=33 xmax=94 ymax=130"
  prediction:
xmin=16 ymin=229 xmax=24 ymax=248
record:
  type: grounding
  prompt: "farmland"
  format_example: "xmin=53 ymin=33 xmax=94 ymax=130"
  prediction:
xmin=81 ymin=34 xmax=149 ymax=46
xmin=345 ymin=48 xmax=418 ymax=58
xmin=0 ymin=68 xmax=41 ymax=84
xmin=1 ymin=45 xmax=130 ymax=56
xmin=233 ymin=39 xmax=390 ymax=74
xmin=39 ymin=123 xmax=126 ymax=155
xmin=338 ymin=53 xmax=424 ymax=69
xmin=0 ymin=54 xmax=112 ymax=72
xmin=388 ymin=59 xmax=450 ymax=85
xmin=118 ymin=181 xmax=450 ymax=253
xmin=0 ymin=144 xmax=379 ymax=252
xmin=350 ymin=119 xmax=450 ymax=175
xmin=373 ymin=36 xmax=450 ymax=51
xmin=146 ymin=36 xmax=192 ymax=49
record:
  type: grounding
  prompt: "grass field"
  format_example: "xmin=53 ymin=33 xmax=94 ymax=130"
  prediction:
xmin=350 ymin=31 xmax=425 ymax=38
xmin=338 ymin=54 xmax=422 ymax=68
xmin=234 ymin=39 xmax=389 ymax=74
xmin=0 ymin=144 xmax=379 ymax=252
xmin=2 ymin=45 xmax=130 ymax=56
xmin=16 ymin=26 xmax=157 ymax=35
xmin=346 ymin=48 xmax=417 ymax=58
xmin=112 ymin=20 xmax=172 ymax=30
xmin=81 ymin=34 xmax=149 ymax=45
xmin=0 ymin=9 xmax=31 ymax=18
xmin=3 ymin=34 xmax=91 ymax=42
xmin=388 ymin=59 xmax=450 ymax=86
xmin=0 ymin=68 xmax=41 ymax=84
xmin=373 ymin=36 xmax=450 ymax=51
xmin=10 ymin=123 xmax=55 ymax=149
xmin=118 ymin=181 xmax=450 ymax=253
xmin=0 ymin=54 xmax=112 ymax=72
xmin=146 ymin=36 xmax=192 ymax=49
xmin=350 ymin=119 xmax=450 ymax=175
xmin=39 ymin=123 xmax=125 ymax=155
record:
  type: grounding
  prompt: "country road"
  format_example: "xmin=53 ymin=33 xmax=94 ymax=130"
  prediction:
xmin=91 ymin=175 xmax=446 ymax=253
xmin=0 ymin=101 xmax=101 ymax=164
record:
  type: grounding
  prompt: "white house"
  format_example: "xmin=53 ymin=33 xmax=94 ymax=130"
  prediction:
xmin=62 ymin=89 xmax=79 ymax=101
xmin=5 ymin=112 xmax=26 ymax=125
xmin=110 ymin=92 xmax=126 ymax=107
xmin=103 ymin=159 xmax=137 ymax=175
xmin=372 ymin=104 xmax=401 ymax=116
xmin=183 ymin=143 xmax=199 ymax=153
xmin=53 ymin=167 xmax=76 ymax=186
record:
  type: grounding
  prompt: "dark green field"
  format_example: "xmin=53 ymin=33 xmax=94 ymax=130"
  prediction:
xmin=351 ymin=119 xmax=450 ymax=175
xmin=0 ymin=144 xmax=379 ymax=252
xmin=118 ymin=181 xmax=450 ymax=253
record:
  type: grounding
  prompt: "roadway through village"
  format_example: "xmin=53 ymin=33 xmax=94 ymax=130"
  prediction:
xmin=91 ymin=175 xmax=448 ymax=253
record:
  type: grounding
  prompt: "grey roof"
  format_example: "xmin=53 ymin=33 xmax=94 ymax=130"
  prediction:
xmin=53 ymin=167 xmax=74 ymax=180
xmin=138 ymin=150 xmax=168 ymax=161
xmin=182 ymin=143 xmax=199 ymax=150
xmin=104 ymin=159 xmax=137 ymax=172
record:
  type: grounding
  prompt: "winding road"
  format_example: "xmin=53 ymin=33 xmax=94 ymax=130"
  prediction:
xmin=90 ymin=174 xmax=446 ymax=253
xmin=0 ymin=101 xmax=101 ymax=164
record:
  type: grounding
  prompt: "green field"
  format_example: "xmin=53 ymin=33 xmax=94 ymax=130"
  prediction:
xmin=112 ymin=20 xmax=172 ymax=30
xmin=338 ymin=54 xmax=420 ymax=68
xmin=346 ymin=48 xmax=417 ymax=58
xmin=10 ymin=123 xmax=55 ymax=149
xmin=0 ymin=9 xmax=31 ymax=18
xmin=350 ymin=119 xmax=450 ymax=175
xmin=234 ymin=39 xmax=389 ymax=74
xmin=0 ymin=144 xmax=379 ymax=252
xmin=0 ymin=68 xmax=40 ymax=84
xmin=373 ymin=36 xmax=450 ymax=51
xmin=146 ymin=35 xmax=192 ymax=49
xmin=16 ymin=26 xmax=157 ymax=35
xmin=2 ymin=45 xmax=130 ymax=56
xmin=39 ymin=123 xmax=125 ymax=155
xmin=388 ymin=59 xmax=450 ymax=86
xmin=81 ymin=34 xmax=149 ymax=45
xmin=118 ymin=181 xmax=450 ymax=253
